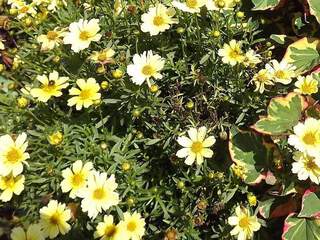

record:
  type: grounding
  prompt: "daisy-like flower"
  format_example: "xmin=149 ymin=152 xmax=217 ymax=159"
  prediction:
xmin=37 ymin=28 xmax=65 ymax=51
xmin=265 ymin=60 xmax=296 ymax=84
xmin=11 ymin=224 xmax=45 ymax=240
xmin=89 ymin=48 xmax=115 ymax=65
xmin=127 ymin=51 xmax=165 ymax=87
xmin=0 ymin=133 xmax=29 ymax=177
xmin=288 ymin=118 xmax=320 ymax=157
xmin=0 ymin=174 xmax=24 ymax=202
xmin=67 ymin=78 xmax=101 ymax=111
xmin=30 ymin=71 xmax=69 ymax=102
xmin=218 ymin=40 xmax=245 ymax=66
xmin=8 ymin=0 xmax=24 ymax=7
xmin=94 ymin=215 xmax=125 ymax=240
xmin=176 ymin=126 xmax=216 ymax=165
xmin=141 ymin=3 xmax=178 ymax=36
xmin=81 ymin=171 xmax=119 ymax=219
xmin=39 ymin=200 xmax=71 ymax=239
xmin=292 ymin=151 xmax=320 ymax=184
xmin=172 ymin=0 xmax=206 ymax=13
xmin=251 ymin=69 xmax=273 ymax=93
xmin=16 ymin=2 xmax=37 ymax=19
xmin=118 ymin=212 xmax=145 ymax=240
xmin=63 ymin=19 xmax=101 ymax=52
xmin=294 ymin=75 xmax=318 ymax=95
xmin=60 ymin=160 xmax=93 ymax=198
xmin=243 ymin=50 xmax=261 ymax=67
xmin=206 ymin=0 xmax=236 ymax=10
xmin=228 ymin=206 xmax=261 ymax=240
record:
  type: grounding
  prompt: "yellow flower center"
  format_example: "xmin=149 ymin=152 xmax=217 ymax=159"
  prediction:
xmin=191 ymin=141 xmax=203 ymax=153
xmin=6 ymin=147 xmax=22 ymax=164
xmin=97 ymin=53 xmax=108 ymax=62
xmin=256 ymin=73 xmax=269 ymax=83
xmin=301 ymin=82 xmax=316 ymax=94
xmin=104 ymin=225 xmax=117 ymax=237
xmin=93 ymin=188 xmax=105 ymax=200
xmin=239 ymin=216 xmax=250 ymax=229
xmin=186 ymin=0 xmax=198 ymax=8
xmin=127 ymin=221 xmax=137 ymax=232
xmin=72 ymin=173 xmax=84 ymax=187
xmin=20 ymin=6 xmax=29 ymax=14
xmin=153 ymin=16 xmax=165 ymax=26
xmin=303 ymin=132 xmax=317 ymax=146
xmin=79 ymin=89 xmax=93 ymax=100
xmin=304 ymin=157 xmax=319 ymax=172
xmin=47 ymin=31 xmax=59 ymax=40
xmin=4 ymin=177 xmax=15 ymax=189
xmin=275 ymin=70 xmax=286 ymax=79
xmin=42 ymin=83 xmax=58 ymax=94
xmin=50 ymin=212 xmax=61 ymax=225
xmin=79 ymin=31 xmax=91 ymax=41
xmin=229 ymin=49 xmax=242 ymax=60
xmin=142 ymin=65 xmax=154 ymax=76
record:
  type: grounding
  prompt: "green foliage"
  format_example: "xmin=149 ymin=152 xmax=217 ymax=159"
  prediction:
xmin=251 ymin=0 xmax=281 ymax=10
xmin=282 ymin=216 xmax=320 ymax=240
xmin=308 ymin=0 xmax=320 ymax=24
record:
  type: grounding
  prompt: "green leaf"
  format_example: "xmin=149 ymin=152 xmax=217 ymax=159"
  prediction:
xmin=252 ymin=93 xmax=307 ymax=135
xmin=308 ymin=0 xmax=320 ymax=24
xmin=282 ymin=215 xmax=320 ymax=240
xmin=251 ymin=0 xmax=281 ymax=10
xmin=298 ymin=190 xmax=320 ymax=218
xmin=229 ymin=127 xmax=272 ymax=185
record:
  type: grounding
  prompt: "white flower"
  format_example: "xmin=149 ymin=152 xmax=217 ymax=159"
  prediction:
xmin=37 ymin=28 xmax=65 ymax=51
xmin=16 ymin=3 xmax=37 ymax=19
xmin=243 ymin=50 xmax=261 ymax=67
xmin=176 ymin=126 xmax=216 ymax=165
xmin=251 ymin=69 xmax=273 ymax=93
xmin=218 ymin=40 xmax=245 ymax=66
xmin=141 ymin=4 xmax=178 ymax=36
xmin=292 ymin=151 xmax=320 ymax=184
xmin=172 ymin=0 xmax=206 ymax=13
xmin=63 ymin=19 xmax=101 ymax=52
xmin=265 ymin=60 xmax=296 ymax=84
xmin=127 ymin=51 xmax=165 ymax=87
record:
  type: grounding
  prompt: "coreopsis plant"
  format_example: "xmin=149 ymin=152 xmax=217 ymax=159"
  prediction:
xmin=1 ymin=0 xmax=320 ymax=239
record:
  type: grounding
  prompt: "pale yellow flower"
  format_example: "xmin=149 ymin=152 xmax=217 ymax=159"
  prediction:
xmin=252 ymin=69 xmax=273 ymax=93
xmin=39 ymin=200 xmax=71 ymax=239
xmin=10 ymin=224 xmax=45 ymax=240
xmin=16 ymin=3 xmax=37 ymax=19
xmin=206 ymin=0 xmax=236 ymax=10
xmin=266 ymin=60 xmax=296 ymax=84
xmin=0 ymin=174 xmax=24 ymax=202
xmin=48 ymin=131 xmax=63 ymax=145
xmin=294 ymin=75 xmax=318 ymax=95
xmin=141 ymin=3 xmax=178 ymax=36
xmin=218 ymin=40 xmax=245 ymax=66
xmin=228 ymin=206 xmax=261 ymax=240
xmin=118 ymin=212 xmax=145 ymax=240
xmin=176 ymin=126 xmax=216 ymax=165
xmin=90 ymin=48 xmax=115 ymax=64
xmin=292 ymin=151 xmax=320 ymax=184
xmin=0 ymin=133 xmax=29 ymax=176
xmin=243 ymin=50 xmax=261 ymax=67
xmin=67 ymin=78 xmax=101 ymax=111
xmin=30 ymin=71 xmax=69 ymax=102
xmin=63 ymin=19 xmax=101 ymax=52
xmin=60 ymin=160 xmax=93 ymax=198
xmin=94 ymin=215 xmax=125 ymax=240
xmin=37 ymin=28 xmax=65 ymax=51
xmin=172 ymin=0 xmax=206 ymax=13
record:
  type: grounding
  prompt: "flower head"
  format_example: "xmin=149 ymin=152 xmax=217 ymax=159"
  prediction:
xmin=127 ymin=51 xmax=165 ymax=87
xmin=218 ymin=40 xmax=245 ymax=66
xmin=252 ymin=69 xmax=273 ymax=93
xmin=90 ymin=48 xmax=115 ymax=64
xmin=11 ymin=224 xmax=45 ymax=240
xmin=118 ymin=212 xmax=145 ymax=240
xmin=172 ymin=0 xmax=206 ymax=13
xmin=0 ymin=174 xmax=24 ymax=202
xmin=16 ymin=3 xmax=37 ymax=19
xmin=67 ymin=78 xmax=101 ymax=110
xmin=243 ymin=50 xmax=261 ymax=67
xmin=294 ymin=75 xmax=318 ymax=95
xmin=0 ymin=133 xmax=29 ymax=176
xmin=288 ymin=118 xmax=320 ymax=157
xmin=39 ymin=200 xmax=71 ymax=239
xmin=292 ymin=151 xmax=320 ymax=184
xmin=60 ymin=160 xmax=93 ymax=198
xmin=37 ymin=28 xmax=65 ymax=51
xmin=206 ymin=0 xmax=236 ymax=10
xmin=141 ymin=4 xmax=178 ymax=36
xmin=176 ymin=126 xmax=216 ymax=165
xmin=48 ymin=131 xmax=63 ymax=145
xmin=81 ymin=171 xmax=119 ymax=219
xmin=265 ymin=60 xmax=296 ymax=85
xmin=228 ymin=206 xmax=261 ymax=240
xmin=63 ymin=19 xmax=101 ymax=52
xmin=94 ymin=215 xmax=125 ymax=240
xmin=30 ymin=71 xmax=69 ymax=102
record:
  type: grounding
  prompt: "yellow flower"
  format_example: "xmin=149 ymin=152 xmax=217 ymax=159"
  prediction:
xmin=266 ymin=60 xmax=296 ymax=85
xmin=127 ymin=51 xmax=165 ymax=87
xmin=218 ymin=40 xmax=245 ymax=66
xmin=288 ymin=118 xmax=320 ymax=157
xmin=231 ymin=164 xmax=247 ymax=180
xmin=37 ymin=28 xmax=65 ymax=51
xmin=16 ymin=3 xmax=37 ymax=19
xmin=90 ymin=48 xmax=115 ymax=64
xmin=292 ymin=151 xmax=320 ymax=184
xmin=17 ymin=97 xmax=29 ymax=108
xmin=63 ymin=19 xmax=101 ymax=52
xmin=39 ymin=200 xmax=71 ymax=239
xmin=112 ymin=69 xmax=124 ymax=79
xmin=206 ymin=0 xmax=236 ymax=10
xmin=67 ymin=78 xmax=101 ymax=111
xmin=176 ymin=126 xmax=216 ymax=165
xmin=172 ymin=0 xmax=206 ymax=13
xmin=48 ymin=131 xmax=63 ymax=145
xmin=243 ymin=50 xmax=261 ymax=67
xmin=141 ymin=3 xmax=178 ymax=36
xmin=94 ymin=215 xmax=125 ymax=240
xmin=247 ymin=193 xmax=257 ymax=207
xmin=228 ymin=206 xmax=261 ymax=240
xmin=0 ymin=174 xmax=24 ymax=202
xmin=60 ymin=160 xmax=93 ymax=199
xmin=30 ymin=71 xmax=69 ymax=102
xmin=294 ymin=75 xmax=318 ymax=95
xmin=118 ymin=212 xmax=145 ymax=240
xmin=81 ymin=171 xmax=119 ymax=219
xmin=252 ymin=69 xmax=273 ymax=93
xmin=10 ymin=224 xmax=45 ymax=240
xmin=0 ymin=133 xmax=29 ymax=176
